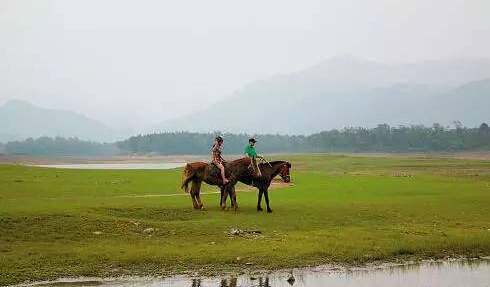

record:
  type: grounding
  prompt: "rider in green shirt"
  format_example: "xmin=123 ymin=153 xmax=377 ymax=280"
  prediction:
xmin=244 ymin=138 xmax=263 ymax=176
xmin=244 ymin=138 xmax=261 ymax=159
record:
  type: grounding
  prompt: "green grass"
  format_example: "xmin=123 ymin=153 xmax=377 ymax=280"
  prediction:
xmin=1 ymin=154 xmax=490 ymax=285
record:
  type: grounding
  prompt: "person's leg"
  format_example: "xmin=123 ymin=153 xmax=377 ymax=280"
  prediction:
xmin=218 ymin=163 xmax=229 ymax=183
xmin=252 ymin=158 xmax=262 ymax=177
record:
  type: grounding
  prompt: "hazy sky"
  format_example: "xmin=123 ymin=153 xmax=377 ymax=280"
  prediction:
xmin=1 ymin=0 xmax=489 ymax=129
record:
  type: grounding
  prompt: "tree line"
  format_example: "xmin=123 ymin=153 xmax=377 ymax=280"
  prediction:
xmin=1 ymin=123 xmax=489 ymax=156
xmin=117 ymin=123 xmax=490 ymax=154
xmin=0 ymin=136 xmax=119 ymax=157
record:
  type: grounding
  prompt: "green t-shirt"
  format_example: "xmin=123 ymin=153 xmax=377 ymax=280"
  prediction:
xmin=244 ymin=145 xmax=257 ymax=158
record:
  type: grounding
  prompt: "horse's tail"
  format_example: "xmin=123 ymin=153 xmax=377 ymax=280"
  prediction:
xmin=181 ymin=163 xmax=194 ymax=193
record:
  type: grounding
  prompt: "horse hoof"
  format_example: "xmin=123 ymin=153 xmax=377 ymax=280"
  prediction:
xmin=200 ymin=205 xmax=205 ymax=210
xmin=257 ymin=207 xmax=263 ymax=212
xmin=267 ymin=209 xmax=273 ymax=213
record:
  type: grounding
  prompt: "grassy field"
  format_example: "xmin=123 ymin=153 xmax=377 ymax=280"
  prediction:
xmin=1 ymin=154 xmax=490 ymax=285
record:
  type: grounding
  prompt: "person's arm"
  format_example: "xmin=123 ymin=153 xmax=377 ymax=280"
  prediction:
xmin=244 ymin=146 xmax=250 ymax=158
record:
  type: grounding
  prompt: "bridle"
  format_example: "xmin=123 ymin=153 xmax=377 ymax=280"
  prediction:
xmin=279 ymin=162 xmax=291 ymax=182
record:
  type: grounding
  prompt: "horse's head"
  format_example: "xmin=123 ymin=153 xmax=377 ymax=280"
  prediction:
xmin=279 ymin=162 xmax=292 ymax=182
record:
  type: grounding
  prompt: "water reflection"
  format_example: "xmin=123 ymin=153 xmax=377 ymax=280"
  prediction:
xmin=216 ymin=277 xmax=269 ymax=287
xmin=19 ymin=259 xmax=490 ymax=287
xmin=172 ymin=260 xmax=490 ymax=287
xmin=219 ymin=278 xmax=237 ymax=287
xmin=255 ymin=277 xmax=271 ymax=287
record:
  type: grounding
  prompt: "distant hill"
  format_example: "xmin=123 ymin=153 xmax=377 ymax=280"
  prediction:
xmin=0 ymin=100 xmax=126 ymax=143
xmin=156 ymin=56 xmax=490 ymax=134
xmin=428 ymin=79 xmax=490 ymax=125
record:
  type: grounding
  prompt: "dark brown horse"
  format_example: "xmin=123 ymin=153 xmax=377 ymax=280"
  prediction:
xmin=221 ymin=160 xmax=292 ymax=213
xmin=181 ymin=157 xmax=257 ymax=210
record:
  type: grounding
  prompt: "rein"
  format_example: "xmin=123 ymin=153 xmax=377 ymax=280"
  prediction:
xmin=259 ymin=157 xmax=273 ymax=167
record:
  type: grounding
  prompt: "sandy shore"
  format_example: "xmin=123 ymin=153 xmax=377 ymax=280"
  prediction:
xmin=1 ymin=151 xmax=489 ymax=165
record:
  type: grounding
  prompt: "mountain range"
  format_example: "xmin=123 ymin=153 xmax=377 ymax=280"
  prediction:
xmin=0 ymin=100 xmax=127 ymax=143
xmin=156 ymin=56 xmax=490 ymax=134
xmin=2 ymin=56 xmax=490 ymax=142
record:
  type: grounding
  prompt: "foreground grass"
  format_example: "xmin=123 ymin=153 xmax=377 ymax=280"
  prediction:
xmin=1 ymin=154 xmax=490 ymax=285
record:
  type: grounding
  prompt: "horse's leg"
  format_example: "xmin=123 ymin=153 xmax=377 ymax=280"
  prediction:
xmin=194 ymin=181 xmax=204 ymax=209
xmin=221 ymin=186 xmax=229 ymax=210
xmin=190 ymin=181 xmax=199 ymax=209
xmin=257 ymin=188 xmax=264 ymax=212
xmin=196 ymin=195 xmax=204 ymax=209
xmin=220 ymin=186 xmax=225 ymax=207
xmin=228 ymin=186 xmax=235 ymax=207
xmin=264 ymin=188 xmax=272 ymax=213
xmin=190 ymin=194 xmax=198 ymax=209
xmin=229 ymin=185 xmax=238 ymax=211
xmin=221 ymin=191 xmax=229 ymax=210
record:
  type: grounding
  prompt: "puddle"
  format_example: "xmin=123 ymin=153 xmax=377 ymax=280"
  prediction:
xmin=17 ymin=259 xmax=490 ymax=287
xmin=32 ymin=163 xmax=186 ymax=170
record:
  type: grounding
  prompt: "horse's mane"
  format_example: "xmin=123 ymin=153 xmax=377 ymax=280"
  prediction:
xmin=259 ymin=160 xmax=286 ymax=166
xmin=267 ymin=160 xmax=286 ymax=165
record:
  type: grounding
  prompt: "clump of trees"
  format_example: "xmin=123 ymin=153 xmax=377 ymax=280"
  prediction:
xmin=2 ymin=137 xmax=119 ymax=157
xmin=2 ymin=123 xmax=489 ymax=156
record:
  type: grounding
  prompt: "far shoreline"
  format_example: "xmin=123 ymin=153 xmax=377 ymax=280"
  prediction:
xmin=1 ymin=151 xmax=490 ymax=165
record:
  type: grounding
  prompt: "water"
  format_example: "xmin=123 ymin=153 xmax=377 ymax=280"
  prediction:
xmin=19 ymin=259 xmax=490 ymax=287
xmin=33 ymin=163 xmax=186 ymax=170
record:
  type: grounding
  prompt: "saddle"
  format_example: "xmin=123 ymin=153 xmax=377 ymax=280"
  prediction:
xmin=209 ymin=161 xmax=227 ymax=178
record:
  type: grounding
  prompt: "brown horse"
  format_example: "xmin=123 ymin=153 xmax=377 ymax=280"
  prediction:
xmin=181 ymin=157 xmax=257 ymax=210
xmin=221 ymin=160 xmax=291 ymax=213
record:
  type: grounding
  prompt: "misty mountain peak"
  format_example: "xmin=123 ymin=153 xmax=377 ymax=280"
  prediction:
xmin=3 ymin=99 xmax=37 ymax=110
xmin=0 ymin=100 xmax=127 ymax=143
xmin=326 ymin=54 xmax=370 ymax=64
xmin=306 ymin=55 xmax=377 ymax=72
